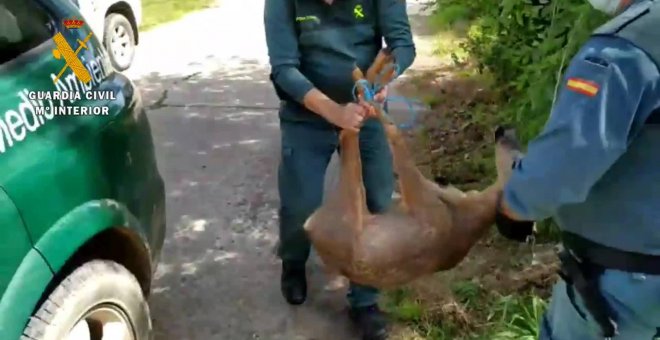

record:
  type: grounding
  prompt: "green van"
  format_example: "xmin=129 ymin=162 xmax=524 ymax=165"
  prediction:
xmin=0 ymin=0 xmax=166 ymax=339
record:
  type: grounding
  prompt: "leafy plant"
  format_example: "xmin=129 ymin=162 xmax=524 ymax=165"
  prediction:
xmin=488 ymin=294 xmax=548 ymax=340
xmin=383 ymin=287 xmax=424 ymax=322
xmin=424 ymin=0 xmax=609 ymax=240
xmin=451 ymin=280 xmax=484 ymax=308
xmin=430 ymin=0 xmax=607 ymax=142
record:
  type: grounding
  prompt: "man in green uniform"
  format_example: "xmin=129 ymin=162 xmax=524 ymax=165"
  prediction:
xmin=264 ymin=0 xmax=415 ymax=338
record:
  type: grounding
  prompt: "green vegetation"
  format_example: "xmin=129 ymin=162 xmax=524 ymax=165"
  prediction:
xmin=387 ymin=1 xmax=612 ymax=338
xmin=380 ymin=237 xmax=559 ymax=339
xmin=140 ymin=0 xmax=216 ymax=31
xmin=430 ymin=0 xmax=609 ymax=240
xmin=384 ymin=277 xmax=551 ymax=339
xmin=401 ymin=0 xmax=610 ymax=238
xmin=431 ymin=0 xmax=608 ymax=142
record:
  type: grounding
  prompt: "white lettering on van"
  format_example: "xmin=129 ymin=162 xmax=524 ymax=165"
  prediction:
xmin=0 ymin=48 xmax=113 ymax=154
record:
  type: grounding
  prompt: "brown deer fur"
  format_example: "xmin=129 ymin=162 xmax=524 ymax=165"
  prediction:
xmin=303 ymin=49 xmax=522 ymax=289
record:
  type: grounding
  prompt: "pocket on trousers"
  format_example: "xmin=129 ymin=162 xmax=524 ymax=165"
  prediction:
xmin=564 ymin=283 xmax=588 ymax=321
xmin=549 ymin=280 xmax=600 ymax=340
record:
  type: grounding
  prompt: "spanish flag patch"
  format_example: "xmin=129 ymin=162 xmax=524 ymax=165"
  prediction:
xmin=566 ymin=77 xmax=600 ymax=97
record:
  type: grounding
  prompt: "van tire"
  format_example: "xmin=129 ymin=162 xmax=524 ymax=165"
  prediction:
xmin=104 ymin=13 xmax=136 ymax=71
xmin=21 ymin=260 xmax=152 ymax=340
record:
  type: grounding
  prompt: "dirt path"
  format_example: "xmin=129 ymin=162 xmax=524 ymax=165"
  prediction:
xmin=123 ymin=1 xmax=434 ymax=339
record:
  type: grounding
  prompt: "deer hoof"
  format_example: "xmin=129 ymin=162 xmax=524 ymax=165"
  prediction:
xmin=434 ymin=176 xmax=450 ymax=187
xmin=495 ymin=126 xmax=522 ymax=151
xmin=324 ymin=275 xmax=349 ymax=291
xmin=494 ymin=126 xmax=510 ymax=141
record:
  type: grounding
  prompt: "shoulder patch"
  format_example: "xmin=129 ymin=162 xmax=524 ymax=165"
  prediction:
xmin=566 ymin=77 xmax=600 ymax=97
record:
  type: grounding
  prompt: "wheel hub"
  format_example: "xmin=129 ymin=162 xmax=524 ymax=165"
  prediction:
xmin=110 ymin=24 xmax=133 ymax=66
xmin=66 ymin=305 xmax=134 ymax=340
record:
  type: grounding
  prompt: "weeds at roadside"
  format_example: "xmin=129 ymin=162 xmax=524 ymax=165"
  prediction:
xmin=383 ymin=258 xmax=556 ymax=340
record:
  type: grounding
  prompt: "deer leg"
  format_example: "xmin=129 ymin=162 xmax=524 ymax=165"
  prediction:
xmin=375 ymin=112 xmax=429 ymax=214
xmin=338 ymin=57 xmax=396 ymax=222
xmin=337 ymin=130 xmax=369 ymax=232
xmin=426 ymin=179 xmax=467 ymax=205
xmin=365 ymin=48 xmax=395 ymax=83
xmin=322 ymin=263 xmax=349 ymax=291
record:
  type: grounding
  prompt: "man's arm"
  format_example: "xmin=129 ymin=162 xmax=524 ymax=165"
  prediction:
xmin=264 ymin=0 xmax=344 ymax=120
xmin=376 ymin=0 xmax=416 ymax=74
xmin=264 ymin=0 xmax=313 ymax=104
xmin=499 ymin=37 xmax=655 ymax=225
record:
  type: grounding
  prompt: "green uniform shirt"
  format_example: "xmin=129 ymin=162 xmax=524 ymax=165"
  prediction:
xmin=264 ymin=0 xmax=416 ymax=122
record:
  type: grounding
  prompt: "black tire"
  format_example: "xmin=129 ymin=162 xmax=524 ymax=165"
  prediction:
xmin=104 ymin=13 xmax=136 ymax=71
xmin=22 ymin=260 xmax=152 ymax=340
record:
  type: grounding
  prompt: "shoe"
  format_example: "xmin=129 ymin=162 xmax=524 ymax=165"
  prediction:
xmin=349 ymin=304 xmax=389 ymax=340
xmin=280 ymin=261 xmax=307 ymax=305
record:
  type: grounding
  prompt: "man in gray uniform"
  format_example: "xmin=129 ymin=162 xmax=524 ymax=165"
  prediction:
xmin=494 ymin=0 xmax=660 ymax=339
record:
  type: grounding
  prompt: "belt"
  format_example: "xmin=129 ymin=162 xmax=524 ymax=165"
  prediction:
xmin=561 ymin=231 xmax=660 ymax=275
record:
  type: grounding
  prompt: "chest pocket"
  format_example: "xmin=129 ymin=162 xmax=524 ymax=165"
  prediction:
xmin=293 ymin=0 xmax=378 ymax=51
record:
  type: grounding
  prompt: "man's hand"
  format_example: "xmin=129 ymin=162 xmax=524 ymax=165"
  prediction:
xmin=302 ymin=88 xmax=378 ymax=130
xmin=324 ymin=103 xmax=369 ymax=132
xmin=304 ymin=88 xmax=375 ymax=127
xmin=356 ymin=95 xmax=377 ymax=118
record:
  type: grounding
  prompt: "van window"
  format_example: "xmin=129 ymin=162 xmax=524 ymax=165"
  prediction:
xmin=0 ymin=1 xmax=54 ymax=64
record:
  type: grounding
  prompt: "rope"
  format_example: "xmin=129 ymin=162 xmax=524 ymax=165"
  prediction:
xmin=351 ymin=63 xmax=423 ymax=130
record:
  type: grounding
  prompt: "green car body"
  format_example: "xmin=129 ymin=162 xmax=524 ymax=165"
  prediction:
xmin=0 ymin=0 xmax=165 ymax=339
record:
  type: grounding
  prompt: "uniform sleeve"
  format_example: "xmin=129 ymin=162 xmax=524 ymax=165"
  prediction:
xmin=377 ymin=0 xmax=416 ymax=74
xmin=264 ymin=0 xmax=314 ymax=103
xmin=502 ymin=38 xmax=654 ymax=221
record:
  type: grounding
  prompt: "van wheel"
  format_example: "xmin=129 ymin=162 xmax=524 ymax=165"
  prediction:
xmin=22 ymin=260 xmax=152 ymax=340
xmin=104 ymin=13 xmax=136 ymax=71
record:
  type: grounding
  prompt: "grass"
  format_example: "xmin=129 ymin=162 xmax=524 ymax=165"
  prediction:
xmin=379 ymin=217 xmax=559 ymax=340
xmin=140 ymin=0 xmax=217 ymax=31
xmin=382 ymin=254 xmax=555 ymax=340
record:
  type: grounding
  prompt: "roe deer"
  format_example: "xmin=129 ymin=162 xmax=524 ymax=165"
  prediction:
xmin=303 ymin=49 xmax=523 ymax=289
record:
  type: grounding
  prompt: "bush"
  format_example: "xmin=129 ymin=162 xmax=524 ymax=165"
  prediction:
xmin=424 ymin=0 xmax=609 ymax=241
xmin=430 ymin=0 xmax=608 ymax=142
